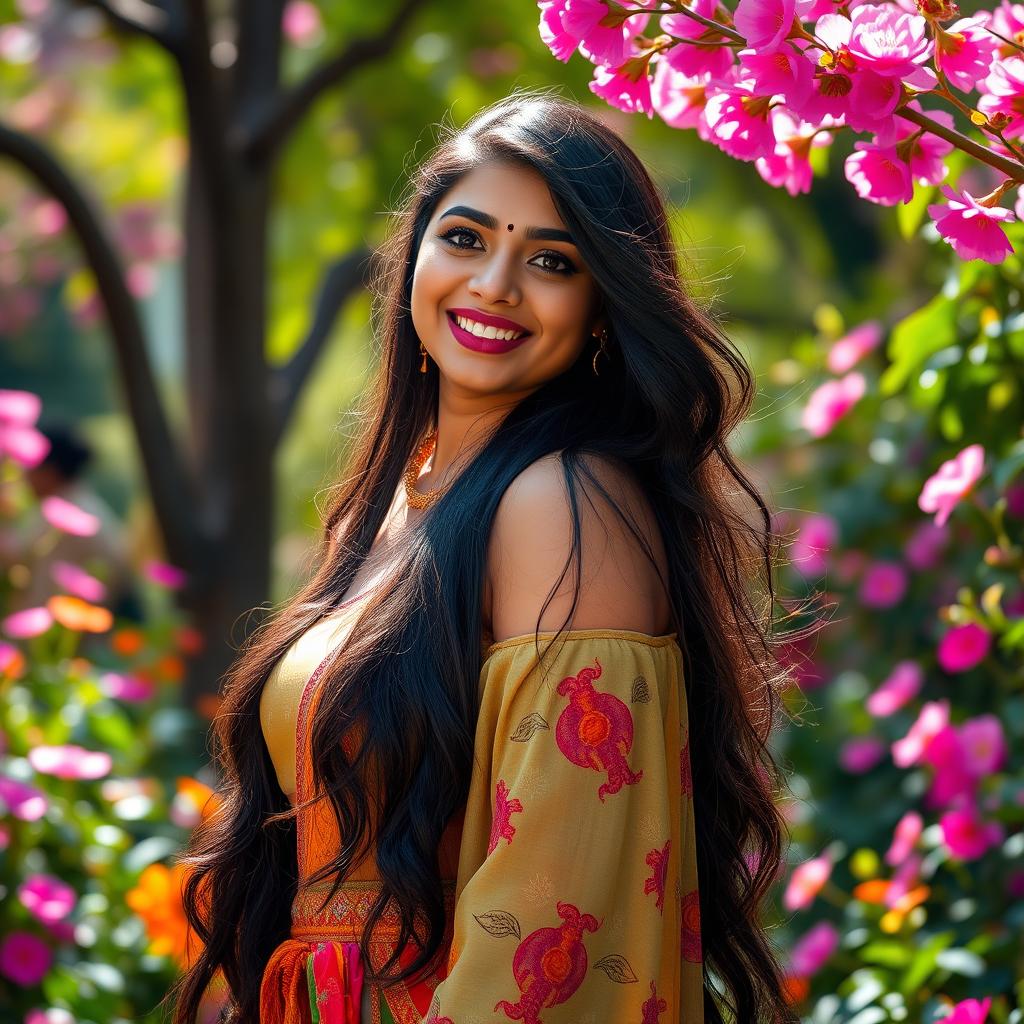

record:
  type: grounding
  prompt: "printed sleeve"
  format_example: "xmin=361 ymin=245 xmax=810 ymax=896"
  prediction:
xmin=425 ymin=630 xmax=703 ymax=1024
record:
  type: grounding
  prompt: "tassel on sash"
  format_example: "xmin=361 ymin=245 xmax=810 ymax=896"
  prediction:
xmin=260 ymin=938 xmax=364 ymax=1024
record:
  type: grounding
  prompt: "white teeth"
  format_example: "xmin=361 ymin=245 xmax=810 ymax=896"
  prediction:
xmin=455 ymin=315 xmax=524 ymax=342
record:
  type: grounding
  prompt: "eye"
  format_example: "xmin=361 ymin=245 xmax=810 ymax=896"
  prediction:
xmin=438 ymin=226 xmax=482 ymax=250
xmin=529 ymin=251 xmax=577 ymax=276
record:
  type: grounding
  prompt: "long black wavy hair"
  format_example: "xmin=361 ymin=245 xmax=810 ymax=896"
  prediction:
xmin=171 ymin=90 xmax=806 ymax=1023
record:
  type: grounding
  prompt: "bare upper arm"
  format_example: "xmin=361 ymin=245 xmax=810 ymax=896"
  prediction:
xmin=486 ymin=452 xmax=671 ymax=643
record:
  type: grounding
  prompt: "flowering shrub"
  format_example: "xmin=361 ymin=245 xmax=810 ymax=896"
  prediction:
xmin=539 ymin=3 xmax=1024 ymax=1017
xmin=0 ymin=390 xmax=214 ymax=1022
xmin=765 ymin=281 xmax=1024 ymax=1019
xmin=539 ymin=0 xmax=1024 ymax=262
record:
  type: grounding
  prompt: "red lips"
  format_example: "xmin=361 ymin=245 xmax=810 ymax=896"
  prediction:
xmin=447 ymin=307 xmax=531 ymax=334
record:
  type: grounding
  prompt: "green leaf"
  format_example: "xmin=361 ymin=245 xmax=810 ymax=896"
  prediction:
xmin=898 ymin=930 xmax=956 ymax=997
xmin=87 ymin=704 xmax=135 ymax=753
xmin=860 ymin=940 xmax=913 ymax=967
xmin=994 ymin=439 xmax=1024 ymax=490
xmin=897 ymin=183 xmax=936 ymax=241
xmin=881 ymin=295 xmax=956 ymax=395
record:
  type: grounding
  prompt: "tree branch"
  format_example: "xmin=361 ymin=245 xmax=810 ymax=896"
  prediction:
xmin=238 ymin=0 xmax=428 ymax=164
xmin=0 ymin=123 xmax=200 ymax=564
xmin=269 ymin=246 xmax=371 ymax=446
xmin=896 ymin=104 xmax=1024 ymax=183
xmin=74 ymin=0 xmax=183 ymax=52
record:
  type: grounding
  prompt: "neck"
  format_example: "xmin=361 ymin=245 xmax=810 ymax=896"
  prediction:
xmin=421 ymin=378 xmax=534 ymax=488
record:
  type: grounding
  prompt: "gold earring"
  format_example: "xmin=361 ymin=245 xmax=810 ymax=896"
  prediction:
xmin=591 ymin=328 xmax=609 ymax=376
xmin=419 ymin=341 xmax=428 ymax=374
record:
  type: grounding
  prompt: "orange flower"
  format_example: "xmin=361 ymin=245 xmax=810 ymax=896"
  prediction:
xmin=156 ymin=654 xmax=185 ymax=683
xmin=852 ymin=879 xmax=890 ymax=904
xmin=47 ymin=595 xmax=113 ymax=633
xmin=0 ymin=645 xmax=25 ymax=679
xmin=173 ymin=777 xmax=222 ymax=828
xmin=175 ymin=626 xmax=204 ymax=655
xmin=782 ymin=974 xmax=810 ymax=1005
xmin=126 ymin=863 xmax=203 ymax=968
xmin=196 ymin=694 xmax=222 ymax=721
xmin=111 ymin=627 xmax=145 ymax=656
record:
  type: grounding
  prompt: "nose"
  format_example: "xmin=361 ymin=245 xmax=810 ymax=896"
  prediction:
xmin=467 ymin=250 xmax=521 ymax=306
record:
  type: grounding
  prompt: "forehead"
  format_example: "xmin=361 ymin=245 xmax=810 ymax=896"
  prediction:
xmin=437 ymin=159 xmax=565 ymax=227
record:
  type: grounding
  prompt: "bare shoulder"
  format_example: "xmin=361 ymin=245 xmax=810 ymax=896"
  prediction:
xmin=486 ymin=451 xmax=671 ymax=642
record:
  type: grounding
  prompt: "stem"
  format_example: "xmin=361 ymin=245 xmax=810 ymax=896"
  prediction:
xmin=983 ymin=25 xmax=1024 ymax=56
xmin=638 ymin=2 xmax=746 ymax=44
xmin=895 ymin=104 xmax=1024 ymax=183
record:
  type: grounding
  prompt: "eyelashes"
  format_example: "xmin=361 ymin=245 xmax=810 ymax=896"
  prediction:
xmin=436 ymin=226 xmax=578 ymax=277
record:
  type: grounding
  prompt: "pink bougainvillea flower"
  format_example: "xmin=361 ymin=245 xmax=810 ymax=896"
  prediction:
xmin=281 ymin=1 xmax=322 ymax=47
xmin=800 ymin=371 xmax=866 ymax=437
xmin=979 ymin=55 xmax=1024 ymax=139
xmin=903 ymin=519 xmax=950 ymax=570
xmin=0 ymin=776 xmax=48 ymax=821
xmin=50 ymin=561 xmax=106 ymax=603
xmin=589 ymin=58 xmax=655 ymax=116
xmin=846 ymin=68 xmax=907 ymax=133
xmin=927 ymin=184 xmax=1016 ymax=263
xmin=539 ymin=1 xmax=578 ymax=62
xmin=959 ymin=714 xmax=1007 ymax=776
xmin=2 ymin=606 xmax=53 ymax=639
xmin=990 ymin=0 xmax=1024 ymax=51
xmin=0 ymin=931 xmax=51 ymax=986
xmin=28 ymin=744 xmax=113 ymax=781
xmin=739 ymin=47 xmax=815 ymax=109
xmin=892 ymin=699 xmax=949 ymax=767
xmin=940 ymin=805 xmax=1004 ymax=860
xmin=847 ymin=4 xmax=932 ymax=79
xmin=880 ymin=105 xmax=955 ymax=187
xmin=704 ymin=77 xmax=777 ymax=161
xmin=789 ymin=920 xmax=839 ymax=976
xmin=935 ymin=16 xmax=1000 ymax=92
xmin=859 ymin=560 xmax=907 ymax=608
xmin=40 ymin=495 xmax=100 ymax=537
xmin=661 ymin=0 xmax=736 ymax=79
xmin=0 ymin=389 xmax=50 ymax=469
xmin=937 ymin=622 xmax=992 ymax=673
xmin=790 ymin=513 xmax=838 ymax=577
xmin=651 ymin=63 xmax=714 ymax=138
xmin=839 ymin=735 xmax=886 ymax=773
xmin=755 ymin=107 xmax=831 ymax=197
xmin=143 ymin=560 xmax=188 ymax=589
xmin=826 ymin=320 xmax=882 ymax=374
xmin=561 ymin=0 xmax=650 ymax=66
xmin=100 ymin=671 xmax=156 ymax=703
xmin=783 ymin=853 xmax=832 ymax=911
xmin=885 ymin=810 xmax=923 ymax=865
xmin=25 ymin=1009 xmax=76 ymax=1024
xmin=945 ymin=997 xmax=993 ymax=1024
xmin=924 ymin=726 xmax=977 ymax=808
xmin=18 ymin=874 xmax=76 ymax=926
xmin=734 ymin=0 xmax=796 ymax=51
xmin=867 ymin=660 xmax=923 ymax=717
xmin=844 ymin=141 xmax=913 ymax=205
xmin=918 ymin=443 xmax=985 ymax=526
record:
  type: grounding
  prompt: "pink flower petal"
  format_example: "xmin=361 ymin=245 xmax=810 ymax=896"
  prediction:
xmin=28 ymin=744 xmax=112 ymax=781
xmin=2 ymin=607 xmax=54 ymax=639
xmin=40 ymin=496 xmax=100 ymax=537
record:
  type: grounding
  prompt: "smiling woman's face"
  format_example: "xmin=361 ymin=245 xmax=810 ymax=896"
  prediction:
xmin=411 ymin=159 xmax=602 ymax=402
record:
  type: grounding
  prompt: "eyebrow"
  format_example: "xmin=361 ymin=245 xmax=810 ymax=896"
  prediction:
xmin=439 ymin=205 xmax=575 ymax=245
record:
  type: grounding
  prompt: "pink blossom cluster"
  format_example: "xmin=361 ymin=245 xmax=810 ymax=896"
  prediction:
xmin=539 ymin=0 xmax=1024 ymax=262
xmin=891 ymin=698 xmax=1007 ymax=851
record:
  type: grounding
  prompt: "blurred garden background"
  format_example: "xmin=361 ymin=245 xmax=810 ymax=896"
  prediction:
xmin=0 ymin=0 xmax=1022 ymax=1021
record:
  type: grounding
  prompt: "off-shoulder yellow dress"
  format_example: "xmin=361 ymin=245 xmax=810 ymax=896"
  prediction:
xmin=258 ymin=592 xmax=703 ymax=1024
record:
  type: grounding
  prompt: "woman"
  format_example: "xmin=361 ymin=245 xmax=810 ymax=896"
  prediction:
xmin=171 ymin=91 xmax=801 ymax=1024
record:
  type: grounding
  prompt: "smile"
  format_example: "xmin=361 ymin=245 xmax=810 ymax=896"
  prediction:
xmin=446 ymin=309 xmax=532 ymax=354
